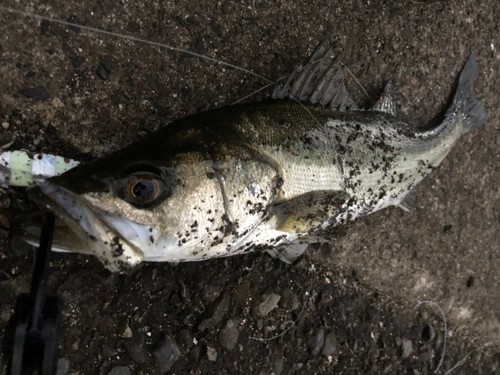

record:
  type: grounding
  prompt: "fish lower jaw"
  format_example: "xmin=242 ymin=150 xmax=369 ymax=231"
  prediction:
xmin=89 ymin=232 xmax=144 ymax=272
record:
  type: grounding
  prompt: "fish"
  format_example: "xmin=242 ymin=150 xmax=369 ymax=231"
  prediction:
xmin=19 ymin=44 xmax=485 ymax=272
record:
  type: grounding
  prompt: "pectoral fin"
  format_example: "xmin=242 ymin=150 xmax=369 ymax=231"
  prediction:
xmin=274 ymin=190 xmax=350 ymax=233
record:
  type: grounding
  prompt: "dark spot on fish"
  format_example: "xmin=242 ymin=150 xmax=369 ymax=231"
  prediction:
xmin=211 ymin=236 xmax=223 ymax=246
xmin=111 ymin=236 xmax=124 ymax=257
xmin=276 ymin=176 xmax=284 ymax=189
xmin=346 ymin=132 xmax=360 ymax=143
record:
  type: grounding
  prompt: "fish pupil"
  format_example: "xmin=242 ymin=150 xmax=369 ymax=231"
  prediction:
xmin=132 ymin=180 xmax=154 ymax=200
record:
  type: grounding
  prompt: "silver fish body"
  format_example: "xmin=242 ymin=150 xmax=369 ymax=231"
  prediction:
xmin=27 ymin=45 xmax=486 ymax=271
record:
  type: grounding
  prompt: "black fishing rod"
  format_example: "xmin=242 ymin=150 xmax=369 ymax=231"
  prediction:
xmin=6 ymin=212 xmax=62 ymax=375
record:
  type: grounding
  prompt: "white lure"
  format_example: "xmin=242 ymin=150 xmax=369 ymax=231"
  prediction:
xmin=0 ymin=150 xmax=79 ymax=187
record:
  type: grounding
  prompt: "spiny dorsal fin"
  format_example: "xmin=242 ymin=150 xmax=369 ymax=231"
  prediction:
xmin=272 ymin=43 xmax=358 ymax=111
xmin=372 ymin=81 xmax=400 ymax=116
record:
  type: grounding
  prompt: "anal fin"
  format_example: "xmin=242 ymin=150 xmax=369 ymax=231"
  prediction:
xmin=396 ymin=190 xmax=417 ymax=212
xmin=266 ymin=235 xmax=324 ymax=263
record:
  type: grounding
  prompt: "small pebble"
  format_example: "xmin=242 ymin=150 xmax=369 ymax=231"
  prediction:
xmin=419 ymin=351 xmax=432 ymax=362
xmin=55 ymin=358 xmax=70 ymax=375
xmin=122 ymin=324 xmax=133 ymax=338
xmin=177 ymin=328 xmax=195 ymax=350
xmin=308 ymin=328 xmax=324 ymax=356
xmin=202 ymin=283 xmax=221 ymax=304
xmin=332 ymin=300 xmax=347 ymax=322
xmin=190 ymin=345 xmax=201 ymax=361
xmin=321 ymin=332 xmax=337 ymax=358
xmin=280 ymin=288 xmax=300 ymax=311
xmin=107 ymin=366 xmax=130 ymax=375
xmin=198 ymin=292 xmax=231 ymax=331
xmin=1 ymin=122 xmax=9 ymax=130
xmin=257 ymin=293 xmax=281 ymax=317
xmin=19 ymin=86 xmax=50 ymax=101
xmin=368 ymin=341 xmax=379 ymax=359
xmin=401 ymin=338 xmax=413 ymax=358
xmin=125 ymin=332 xmax=148 ymax=363
xmin=102 ymin=343 xmax=118 ymax=357
xmin=273 ymin=357 xmax=283 ymax=375
xmin=96 ymin=56 xmax=115 ymax=80
xmin=153 ymin=335 xmax=180 ymax=373
xmin=207 ymin=345 xmax=217 ymax=361
xmin=218 ymin=319 xmax=240 ymax=350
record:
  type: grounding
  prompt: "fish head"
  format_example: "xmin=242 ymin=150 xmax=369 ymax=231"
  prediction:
xmin=27 ymin=131 xmax=280 ymax=271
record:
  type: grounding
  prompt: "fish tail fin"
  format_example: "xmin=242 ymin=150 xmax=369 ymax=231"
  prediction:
xmin=447 ymin=53 xmax=487 ymax=134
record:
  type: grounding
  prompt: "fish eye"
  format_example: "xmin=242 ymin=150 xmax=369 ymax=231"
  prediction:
xmin=128 ymin=177 xmax=162 ymax=201
xmin=114 ymin=171 xmax=172 ymax=208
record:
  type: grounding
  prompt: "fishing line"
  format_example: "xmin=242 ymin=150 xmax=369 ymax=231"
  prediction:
xmin=0 ymin=6 xmax=347 ymax=130
xmin=340 ymin=61 xmax=370 ymax=99
xmin=231 ymin=81 xmax=278 ymax=105
xmin=0 ymin=5 xmax=272 ymax=83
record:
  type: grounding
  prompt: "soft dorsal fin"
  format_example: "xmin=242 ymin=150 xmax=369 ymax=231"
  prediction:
xmin=272 ymin=43 xmax=358 ymax=111
xmin=372 ymin=81 xmax=400 ymax=115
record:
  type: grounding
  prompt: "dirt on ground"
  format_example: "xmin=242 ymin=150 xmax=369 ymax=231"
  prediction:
xmin=0 ymin=0 xmax=499 ymax=374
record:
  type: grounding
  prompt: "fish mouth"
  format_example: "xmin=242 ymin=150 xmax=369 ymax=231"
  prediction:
xmin=27 ymin=181 xmax=145 ymax=272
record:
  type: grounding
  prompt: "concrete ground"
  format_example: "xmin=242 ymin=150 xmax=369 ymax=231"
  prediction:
xmin=0 ymin=0 xmax=498 ymax=373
